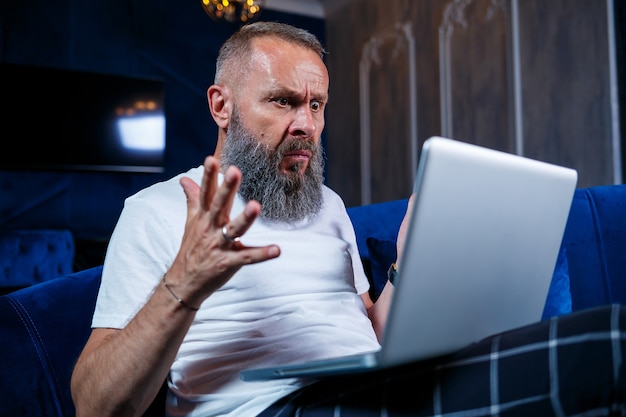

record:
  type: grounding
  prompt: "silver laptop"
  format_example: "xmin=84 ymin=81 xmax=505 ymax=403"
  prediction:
xmin=240 ymin=136 xmax=578 ymax=382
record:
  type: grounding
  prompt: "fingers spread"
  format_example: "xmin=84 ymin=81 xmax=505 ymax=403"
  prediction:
xmin=200 ymin=156 xmax=220 ymax=212
xmin=224 ymin=244 xmax=281 ymax=270
xmin=210 ymin=165 xmax=241 ymax=226
xmin=180 ymin=176 xmax=201 ymax=219
xmin=221 ymin=200 xmax=262 ymax=243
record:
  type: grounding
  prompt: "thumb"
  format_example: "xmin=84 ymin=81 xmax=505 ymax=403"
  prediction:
xmin=180 ymin=176 xmax=201 ymax=219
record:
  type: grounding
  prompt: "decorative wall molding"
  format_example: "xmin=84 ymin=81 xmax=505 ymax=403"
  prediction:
xmin=326 ymin=0 xmax=621 ymax=205
xmin=439 ymin=0 xmax=506 ymax=140
xmin=359 ymin=22 xmax=417 ymax=204
xmin=606 ymin=0 xmax=623 ymax=183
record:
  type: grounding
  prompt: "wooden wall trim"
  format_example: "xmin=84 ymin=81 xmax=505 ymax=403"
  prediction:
xmin=359 ymin=22 xmax=418 ymax=204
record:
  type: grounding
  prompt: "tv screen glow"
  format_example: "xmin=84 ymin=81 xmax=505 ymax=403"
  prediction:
xmin=0 ymin=63 xmax=166 ymax=173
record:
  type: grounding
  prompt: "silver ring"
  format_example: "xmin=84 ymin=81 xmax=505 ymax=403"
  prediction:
xmin=221 ymin=226 xmax=240 ymax=243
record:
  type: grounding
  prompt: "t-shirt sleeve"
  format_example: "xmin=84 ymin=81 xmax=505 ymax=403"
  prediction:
xmin=92 ymin=186 xmax=183 ymax=329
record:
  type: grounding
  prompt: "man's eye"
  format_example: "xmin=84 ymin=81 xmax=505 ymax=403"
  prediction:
xmin=311 ymin=101 xmax=322 ymax=112
xmin=276 ymin=98 xmax=289 ymax=106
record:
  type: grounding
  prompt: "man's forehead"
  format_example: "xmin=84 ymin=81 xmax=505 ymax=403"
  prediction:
xmin=249 ymin=38 xmax=328 ymax=95
xmin=251 ymin=36 xmax=321 ymax=64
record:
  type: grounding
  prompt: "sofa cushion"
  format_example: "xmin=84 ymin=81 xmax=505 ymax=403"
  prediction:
xmin=0 ymin=229 xmax=75 ymax=292
xmin=347 ymin=199 xmax=408 ymax=261
xmin=365 ymin=237 xmax=572 ymax=320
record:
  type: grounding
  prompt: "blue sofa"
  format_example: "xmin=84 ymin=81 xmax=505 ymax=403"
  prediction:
xmin=1 ymin=184 xmax=625 ymax=417
xmin=0 ymin=229 xmax=75 ymax=295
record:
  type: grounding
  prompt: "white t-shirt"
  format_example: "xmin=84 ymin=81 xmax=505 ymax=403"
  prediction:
xmin=92 ymin=166 xmax=381 ymax=417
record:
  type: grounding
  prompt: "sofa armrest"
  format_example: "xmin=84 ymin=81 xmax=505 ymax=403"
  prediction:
xmin=563 ymin=184 xmax=626 ymax=310
xmin=0 ymin=266 xmax=101 ymax=417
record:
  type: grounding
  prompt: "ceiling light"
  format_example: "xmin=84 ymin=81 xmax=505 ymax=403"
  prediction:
xmin=201 ymin=0 xmax=265 ymax=24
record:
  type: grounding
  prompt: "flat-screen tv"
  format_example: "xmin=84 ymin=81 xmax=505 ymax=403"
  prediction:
xmin=0 ymin=63 xmax=166 ymax=173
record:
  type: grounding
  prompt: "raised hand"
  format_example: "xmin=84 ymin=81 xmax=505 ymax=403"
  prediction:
xmin=167 ymin=155 xmax=280 ymax=309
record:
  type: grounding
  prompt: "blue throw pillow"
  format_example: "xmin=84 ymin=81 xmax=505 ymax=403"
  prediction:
xmin=365 ymin=237 xmax=572 ymax=319
xmin=365 ymin=237 xmax=397 ymax=300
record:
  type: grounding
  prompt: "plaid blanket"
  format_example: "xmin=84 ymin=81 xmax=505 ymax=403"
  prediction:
xmin=259 ymin=304 xmax=626 ymax=416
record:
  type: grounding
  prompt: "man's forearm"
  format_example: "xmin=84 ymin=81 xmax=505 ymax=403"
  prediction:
xmin=367 ymin=282 xmax=394 ymax=342
xmin=71 ymin=281 xmax=197 ymax=417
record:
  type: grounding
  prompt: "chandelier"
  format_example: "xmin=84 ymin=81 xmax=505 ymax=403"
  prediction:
xmin=201 ymin=0 xmax=265 ymax=24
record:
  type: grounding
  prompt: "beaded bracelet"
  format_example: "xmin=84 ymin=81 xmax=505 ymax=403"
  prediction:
xmin=162 ymin=276 xmax=200 ymax=311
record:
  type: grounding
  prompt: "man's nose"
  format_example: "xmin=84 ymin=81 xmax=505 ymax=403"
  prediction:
xmin=290 ymin=106 xmax=317 ymax=138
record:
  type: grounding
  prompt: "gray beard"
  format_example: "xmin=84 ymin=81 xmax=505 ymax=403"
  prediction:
xmin=220 ymin=115 xmax=325 ymax=223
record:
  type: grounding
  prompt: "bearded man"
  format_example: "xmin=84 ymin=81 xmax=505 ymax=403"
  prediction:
xmin=71 ymin=21 xmax=626 ymax=417
xmin=71 ymin=21 xmax=392 ymax=417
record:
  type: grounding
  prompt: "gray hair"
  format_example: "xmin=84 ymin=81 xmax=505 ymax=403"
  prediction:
xmin=214 ymin=21 xmax=326 ymax=84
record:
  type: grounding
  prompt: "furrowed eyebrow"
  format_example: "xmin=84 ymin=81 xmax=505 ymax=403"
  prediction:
xmin=267 ymin=86 xmax=327 ymax=103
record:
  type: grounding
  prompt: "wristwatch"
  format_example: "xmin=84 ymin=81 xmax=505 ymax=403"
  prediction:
xmin=387 ymin=262 xmax=398 ymax=286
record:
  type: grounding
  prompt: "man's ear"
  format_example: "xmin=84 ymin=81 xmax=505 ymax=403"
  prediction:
xmin=207 ymin=85 xmax=232 ymax=128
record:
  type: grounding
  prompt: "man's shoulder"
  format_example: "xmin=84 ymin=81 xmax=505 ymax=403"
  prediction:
xmin=129 ymin=165 xmax=204 ymax=203
xmin=322 ymin=184 xmax=344 ymax=202
xmin=322 ymin=184 xmax=348 ymax=211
